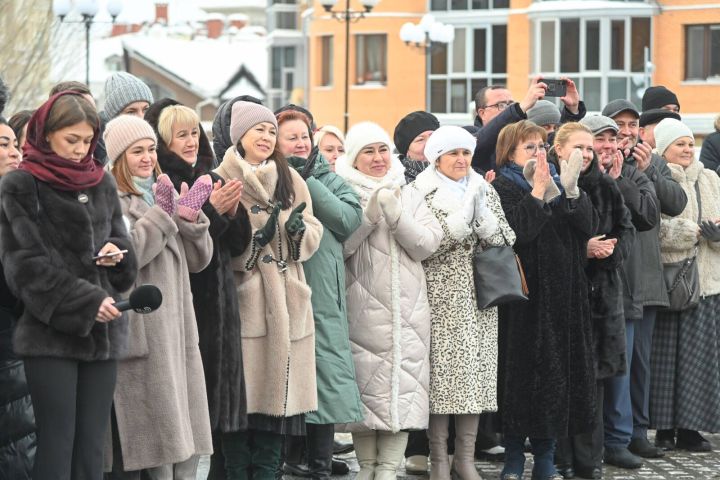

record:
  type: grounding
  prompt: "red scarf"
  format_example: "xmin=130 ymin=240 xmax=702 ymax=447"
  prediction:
xmin=20 ymin=91 xmax=104 ymax=192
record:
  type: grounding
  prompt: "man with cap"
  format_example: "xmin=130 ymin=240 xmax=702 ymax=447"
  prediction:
xmin=639 ymin=108 xmax=682 ymax=150
xmin=641 ymin=86 xmax=680 ymax=114
xmin=468 ymin=77 xmax=586 ymax=173
xmin=596 ymin=101 xmax=687 ymax=468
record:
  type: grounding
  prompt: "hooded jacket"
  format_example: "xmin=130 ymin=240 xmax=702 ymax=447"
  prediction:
xmin=335 ymin=154 xmax=443 ymax=432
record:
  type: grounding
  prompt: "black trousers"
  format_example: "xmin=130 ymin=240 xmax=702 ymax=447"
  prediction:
xmin=24 ymin=356 xmax=117 ymax=480
xmin=556 ymin=381 xmax=604 ymax=470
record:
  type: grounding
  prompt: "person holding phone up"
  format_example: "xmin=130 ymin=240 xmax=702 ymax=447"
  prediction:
xmin=0 ymin=91 xmax=137 ymax=480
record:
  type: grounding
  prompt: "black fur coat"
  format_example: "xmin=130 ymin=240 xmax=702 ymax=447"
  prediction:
xmin=493 ymin=175 xmax=598 ymax=438
xmin=145 ymin=99 xmax=252 ymax=432
xmin=0 ymin=170 xmax=137 ymax=361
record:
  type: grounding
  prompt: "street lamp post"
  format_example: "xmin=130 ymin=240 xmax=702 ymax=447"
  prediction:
xmin=399 ymin=14 xmax=454 ymax=112
xmin=320 ymin=0 xmax=380 ymax=133
xmin=53 ymin=0 xmax=124 ymax=86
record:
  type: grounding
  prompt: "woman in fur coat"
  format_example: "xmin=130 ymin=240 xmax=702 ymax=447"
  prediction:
xmin=335 ymin=121 xmax=443 ymax=480
xmin=102 ymin=114 xmax=214 ymax=478
xmin=551 ymin=123 xmax=636 ymax=479
xmin=407 ymin=126 xmax=515 ymax=480
xmin=145 ymin=99 xmax=252 ymax=477
xmin=0 ymin=92 xmax=137 ymax=479
xmin=650 ymin=118 xmax=720 ymax=452
xmin=491 ymin=120 xmax=598 ymax=480
xmin=214 ymin=101 xmax=323 ymax=480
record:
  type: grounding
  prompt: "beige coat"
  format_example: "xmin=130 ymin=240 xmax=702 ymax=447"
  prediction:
xmin=659 ymin=160 xmax=720 ymax=296
xmin=215 ymin=149 xmax=323 ymax=417
xmin=108 ymin=193 xmax=213 ymax=471
xmin=335 ymin=155 xmax=443 ymax=432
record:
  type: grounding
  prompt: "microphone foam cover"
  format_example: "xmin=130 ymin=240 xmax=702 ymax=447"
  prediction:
xmin=129 ymin=284 xmax=163 ymax=313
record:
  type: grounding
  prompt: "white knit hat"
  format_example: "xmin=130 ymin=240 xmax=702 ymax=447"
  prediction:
xmin=344 ymin=121 xmax=393 ymax=167
xmin=103 ymin=115 xmax=157 ymax=166
xmin=654 ymin=118 xmax=694 ymax=156
xmin=423 ymin=125 xmax=476 ymax=164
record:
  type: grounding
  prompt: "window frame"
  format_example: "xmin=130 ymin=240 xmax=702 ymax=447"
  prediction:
xmin=685 ymin=24 xmax=720 ymax=81
xmin=354 ymin=33 xmax=388 ymax=86
xmin=319 ymin=35 xmax=334 ymax=87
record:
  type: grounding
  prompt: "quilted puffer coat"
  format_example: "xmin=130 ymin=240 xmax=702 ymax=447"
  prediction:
xmin=335 ymin=154 xmax=443 ymax=433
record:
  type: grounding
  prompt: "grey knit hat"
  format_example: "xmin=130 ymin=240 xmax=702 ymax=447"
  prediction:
xmin=103 ymin=72 xmax=154 ymax=119
xmin=230 ymin=101 xmax=278 ymax=147
xmin=527 ymin=100 xmax=561 ymax=127
xmin=103 ymin=115 xmax=157 ymax=166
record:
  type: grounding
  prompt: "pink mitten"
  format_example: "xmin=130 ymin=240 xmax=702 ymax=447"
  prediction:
xmin=177 ymin=174 xmax=213 ymax=222
xmin=154 ymin=174 xmax=176 ymax=217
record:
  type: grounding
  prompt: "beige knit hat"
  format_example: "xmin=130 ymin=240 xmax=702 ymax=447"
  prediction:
xmin=103 ymin=114 xmax=157 ymax=165
xmin=230 ymin=101 xmax=278 ymax=147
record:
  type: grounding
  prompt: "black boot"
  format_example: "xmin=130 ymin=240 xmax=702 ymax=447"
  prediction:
xmin=307 ymin=424 xmax=335 ymax=480
xmin=282 ymin=435 xmax=310 ymax=478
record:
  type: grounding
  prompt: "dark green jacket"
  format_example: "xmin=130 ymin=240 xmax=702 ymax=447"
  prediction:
xmin=288 ymin=155 xmax=364 ymax=424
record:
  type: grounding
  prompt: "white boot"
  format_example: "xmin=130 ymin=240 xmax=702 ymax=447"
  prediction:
xmin=405 ymin=455 xmax=429 ymax=474
xmin=353 ymin=431 xmax=378 ymax=480
xmin=375 ymin=431 xmax=409 ymax=480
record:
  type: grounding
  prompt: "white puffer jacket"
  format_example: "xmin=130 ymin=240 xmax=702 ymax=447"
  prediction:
xmin=335 ymin=155 xmax=443 ymax=432
xmin=659 ymin=160 xmax=720 ymax=297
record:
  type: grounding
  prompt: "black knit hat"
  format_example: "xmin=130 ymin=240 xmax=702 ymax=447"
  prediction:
xmin=274 ymin=103 xmax=316 ymax=130
xmin=393 ymin=111 xmax=440 ymax=157
xmin=639 ymin=108 xmax=681 ymax=128
xmin=642 ymin=86 xmax=680 ymax=112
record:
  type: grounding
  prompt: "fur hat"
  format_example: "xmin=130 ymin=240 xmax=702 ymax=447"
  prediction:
xmin=642 ymin=86 xmax=680 ymax=112
xmin=423 ymin=125 xmax=476 ymax=164
xmin=344 ymin=122 xmax=393 ymax=167
xmin=393 ymin=111 xmax=440 ymax=158
xmin=527 ymin=100 xmax=561 ymax=127
xmin=654 ymin=118 xmax=694 ymax=157
xmin=230 ymin=101 xmax=278 ymax=147
xmin=103 ymin=115 xmax=157 ymax=166
xmin=103 ymin=72 xmax=154 ymax=119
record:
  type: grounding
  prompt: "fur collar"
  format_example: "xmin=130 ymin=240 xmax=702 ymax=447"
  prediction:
xmin=668 ymin=159 xmax=704 ymax=183
xmin=215 ymin=147 xmax=278 ymax=206
xmin=334 ymin=153 xmax=405 ymax=201
xmin=412 ymin=165 xmax=489 ymax=214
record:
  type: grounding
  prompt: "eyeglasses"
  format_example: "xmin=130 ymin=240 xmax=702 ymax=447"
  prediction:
xmin=518 ymin=143 xmax=551 ymax=155
xmin=483 ymin=100 xmax=514 ymax=111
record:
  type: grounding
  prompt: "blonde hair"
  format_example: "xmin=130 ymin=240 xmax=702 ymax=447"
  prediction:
xmin=554 ymin=122 xmax=593 ymax=149
xmin=157 ymin=105 xmax=200 ymax=146
xmin=315 ymin=125 xmax=345 ymax=147
xmin=111 ymin=150 xmax=162 ymax=196
xmin=495 ymin=120 xmax=547 ymax=168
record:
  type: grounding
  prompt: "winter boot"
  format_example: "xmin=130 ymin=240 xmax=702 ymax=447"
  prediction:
xmin=306 ymin=424 xmax=334 ymax=480
xmin=429 ymin=415 xmax=451 ymax=480
xmin=375 ymin=431 xmax=409 ymax=480
xmin=451 ymin=415 xmax=482 ymax=480
xmin=353 ymin=431 xmax=379 ymax=480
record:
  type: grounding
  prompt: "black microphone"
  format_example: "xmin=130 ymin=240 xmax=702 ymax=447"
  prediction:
xmin=115 ymin=285 xmax=163 ymax=314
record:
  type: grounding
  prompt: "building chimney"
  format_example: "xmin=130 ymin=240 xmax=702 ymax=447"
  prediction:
xmin=206 ymin=15 xmax=224 ymax=39
xmin=229 ymin=14 xmax=249 ymax=30
xmin=111 ymin=23 xmax=129 ymax=37
xmin=155 ymin=2 xmax=168 ymax=24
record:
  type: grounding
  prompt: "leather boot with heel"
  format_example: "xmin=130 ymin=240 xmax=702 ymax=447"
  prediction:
xmin=451 ymin=415 xmax=482 ymax=480
xmin=429 ymin=414 xmax=451 ymax=480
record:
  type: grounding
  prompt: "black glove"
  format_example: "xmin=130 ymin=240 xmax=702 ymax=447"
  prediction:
xmin=300 ymin=147 xmax=320 ymax=180
xmin=254 ymin=204 xmax=280 ymax=247
xmin=700 ymin=220 xmax=720 ymax=242
xmin=285 ymin=202 xmax=306 ymax=236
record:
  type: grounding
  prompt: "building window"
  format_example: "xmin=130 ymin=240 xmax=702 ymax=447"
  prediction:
xmin=356 ymin=34 xmax=387 ymax=85
xmin=534 ymin=16 xmax=651 ymax=111
xmin=320 ymin=36 xmax=333 ymax=86
xmin=429 ymin=25 xmax=507 ymax=114
xmin=686 ymin=24 xmax=720 ymax=80
xmin=270 ymin=46 xmax=296 ymax=110
xmin=431 ymin=0 xmax=508 ymax=10
xmin=274 ymin=11 xmax=297 ymax=29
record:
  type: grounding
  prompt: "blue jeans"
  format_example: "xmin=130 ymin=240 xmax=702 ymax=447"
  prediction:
xmin=603 ymin=318 xmax=635 ymax=448
xmin=502 ymin=437 xmax=557 ymax=479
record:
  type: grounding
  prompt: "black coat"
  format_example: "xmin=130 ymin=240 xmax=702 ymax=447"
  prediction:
xmin=578 ymin=159 xmax=635 ymax=380
xmin=493 ymin=175 xmax=598 ymax=438
xmin=700 ymin=130 xmax=720 ymax=175
xmin=0 ymin=264 xmax=35 ymax=480
xmin=145 ymin=99 xmax=253 ymax=433
xmin=0 ymin=171 xmax=137 ymax=361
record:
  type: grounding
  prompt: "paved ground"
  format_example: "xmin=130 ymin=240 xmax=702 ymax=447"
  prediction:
xmin=197 ymin=432 xmax=720 ymax=479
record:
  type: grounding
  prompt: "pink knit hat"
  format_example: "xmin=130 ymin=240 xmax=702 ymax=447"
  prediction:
xmin=103 ymin=114 xmax=157 ymax=165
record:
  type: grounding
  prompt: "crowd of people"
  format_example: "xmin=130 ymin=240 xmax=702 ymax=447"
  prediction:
xmin=0 ymin=69 xmax=719 ymax=480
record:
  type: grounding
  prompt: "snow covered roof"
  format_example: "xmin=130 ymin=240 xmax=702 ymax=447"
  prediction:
xmin=122 ymin=34 xmax=268 ymax=100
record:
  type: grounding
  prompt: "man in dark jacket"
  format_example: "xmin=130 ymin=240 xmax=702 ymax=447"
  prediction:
xmin=468 ymin=77 xmax=586 ymax=172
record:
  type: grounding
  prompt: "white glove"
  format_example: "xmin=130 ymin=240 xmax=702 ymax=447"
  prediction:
xmin=365 ymin=188 xmax=382 ymax=224
xmin=523 ymin=159 xmax=561 ymax=203
xmin=475 ymin=183 xmax=489 ymax=219
xmin=377 ymin=189 xmax=402 ymax=227
xmin=560 ymin=149 xmax=583 ymax=199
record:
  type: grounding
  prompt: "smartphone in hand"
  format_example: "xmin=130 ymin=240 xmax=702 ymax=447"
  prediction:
xmin=92 ymin=249 xmax=128 ymax=261
xmin=543 ymin=79 xmax=567 ymax=97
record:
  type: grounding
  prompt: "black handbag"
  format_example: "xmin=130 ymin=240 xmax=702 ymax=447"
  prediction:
xmin=473 ymin=233 xmax=529 ymax=309
xmin=662 ymin=181 xmax=701 ymax=312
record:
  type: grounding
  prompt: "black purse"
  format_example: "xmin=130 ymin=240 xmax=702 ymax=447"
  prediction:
xmin=662 ymin=181 xmax=701 ymax=312
xmin=472 ymin=232 xmax=529 ymax=309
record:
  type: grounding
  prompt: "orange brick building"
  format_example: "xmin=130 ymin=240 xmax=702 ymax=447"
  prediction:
xmin=305 ymin=0 xmax=720 ymax=137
